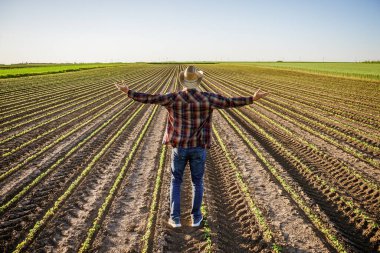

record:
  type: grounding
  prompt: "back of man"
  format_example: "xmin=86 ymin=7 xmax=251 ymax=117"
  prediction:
xmin=115 ymin=65 xmax=268 ymax=228
xmin=162 ymin=88 xmax=253 ymax=149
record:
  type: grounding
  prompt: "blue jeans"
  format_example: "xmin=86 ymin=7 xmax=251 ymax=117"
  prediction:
xmin=170 ymin=146 xmax=207 ymax=221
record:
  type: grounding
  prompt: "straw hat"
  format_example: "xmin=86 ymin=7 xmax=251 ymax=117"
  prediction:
xmin=179 ymin=66 xmax=204 ymax=90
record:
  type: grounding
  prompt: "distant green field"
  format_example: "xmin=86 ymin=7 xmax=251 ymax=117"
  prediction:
xmin=234 ymin=62 xmax=380 ymax=81
xmin=0 ymin=63 xmax=127 ymax=78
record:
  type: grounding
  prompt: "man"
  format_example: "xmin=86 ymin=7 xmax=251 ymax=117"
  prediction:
xmin=115 ymin=66 xmax=268 ymax=228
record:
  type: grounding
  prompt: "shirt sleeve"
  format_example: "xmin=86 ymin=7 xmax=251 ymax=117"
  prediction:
xmin=127 ymin=89 xmax=175 ymax=106
xmin=207 ymin=92 xmax=254 ymax=109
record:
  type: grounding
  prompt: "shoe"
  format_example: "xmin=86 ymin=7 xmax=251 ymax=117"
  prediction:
xmin=191 ymin=215 xmax=203 ymax=227
xmin=168 ymin=217 xmax=181 ymax=228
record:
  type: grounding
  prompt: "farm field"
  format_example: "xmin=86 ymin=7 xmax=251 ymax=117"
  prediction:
xmin=0 ymin=63 xmax=379 ymax=252
xmin=238 ymin=62 xmax=380 ymax=81
xmin=0 ymin=63 xmax=127 ymax=78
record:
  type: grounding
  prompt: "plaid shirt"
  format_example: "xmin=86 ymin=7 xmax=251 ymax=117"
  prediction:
xmin=127 ymin=88 xmax=253 ymax=148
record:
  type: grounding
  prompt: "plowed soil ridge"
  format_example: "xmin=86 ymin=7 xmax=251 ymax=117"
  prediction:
xmin=204 ymin=66 xmax=380 ymax=130
xmin=0 ymin=67 xmax=171 ymax=174
xmin=88 ymin=73 xmax=177 ymax=252
xmin=158 ymin=164 xmax=209 ymax=253
xmin=202 ymin=77 xmax=380 ymax=233
xmin=0 ymin=101 xmax=145 ymax=251
xmin=239 ymin=106 xmax=380 ymax=220
xmin=1 ymin=64 xmax=379 ymax=252
xmin=204 ymin=72 xmax=379 ymax=166
xmin=204 ymin=143 xmax=271 ymax=252
xmin=27 ymin=104 xmax=158 ymax=252
xmin=228 ymin=110 xmax=379 ymax=252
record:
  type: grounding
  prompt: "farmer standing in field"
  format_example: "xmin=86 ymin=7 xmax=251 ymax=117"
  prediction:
xmin=115 ymin=66 xmax=268 ymax=228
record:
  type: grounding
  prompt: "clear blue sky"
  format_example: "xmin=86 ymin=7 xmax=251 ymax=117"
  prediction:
xmin=1 ymin=0 xmax=379 ymax=63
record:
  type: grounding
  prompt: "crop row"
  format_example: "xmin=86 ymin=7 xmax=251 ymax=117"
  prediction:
xmin=203 ymin=64 xmax=379 ymax=113
xmin=204 ymin=66 xmax=379 ymax=130
xmin=0 ymin=64 xmax=156 ymax=99
xmin=203 ymin=71 xmax=379 ymax=167
xmin=0 ymin=73 xmax=161 ymax=180
xmin=212 ymin=125 xmax=280 ymax=251
xmin=2 ymin=68 xmax=173 ymax=252
xmin=202 ymin=80 xmax=378 ymax=251
xmin=204 ymin=77 xmax=380 ymax=218
xmin=1 ymin=78 xmax=112 ymax=120
xmin=0 ymin=65 xmax=163 ymax=122
xmin=206 ymin=67 xmax=380 ymax=137
xmin=0 ymin=75 xmax=165 ymax=214
xmin=140 ymin=73 xmax=180 ymax=252
xmin=0 ymin=83 xmax=118 ymax=135
xmin=203 ymin=76 xmax=379 ymax=183
xmin=78 ymin=73 xmax=173 ymax=252
xmin=0 ymin=67 xmax=167 ymax=142
xmin=0 ymin=68 xmax=175 ymax=218
xmin=0 ymin=66 xmax=166 ymax=125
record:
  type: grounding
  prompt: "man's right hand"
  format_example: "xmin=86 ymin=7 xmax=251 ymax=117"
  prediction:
xmin=115 ymin=80 xmax=129 ymax=93
xmin=253 ymin=89 xmax=269 ymax=101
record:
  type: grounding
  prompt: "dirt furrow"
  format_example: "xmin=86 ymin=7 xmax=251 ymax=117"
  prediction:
xmin=90 ymin=107 xmax=167 ymax=252
xmin=204 ymin=67 xmax=380 ymax=136
xmin=204 ymin=66 xmax=380 ymax=122
xmin=204 ymin=72 xmax=379 ymax=162
xmin=252 ymin=103 xmax=380 ymax=182
xmin=204 ymin=143 xmax=271 ymax=252
xmin=202 ymin=77 xmax=380 ymax=217
xmin=0 ymin=101 xmax=145 ymax=251
xmin=236 ymin=105 xmax=380 ymax=221
xmin=0 ymin=67 xmax=171 ymax=171
xmin=151 ymin=152 xmax=209 ymax=253
xmin=0 ymin=66 xmax=160 ymax=121
xmin=212 ymin=112 xmax=333 ymax=252
xmin=0 ymin=98 xmax=132 ymax=201
xmin=27 ymin=104 xmax=160 ymax=252
xmin=226 ymin=110 xmax=379 ymax=251
xmin=162 ymin=165 xmax=209 ymax=252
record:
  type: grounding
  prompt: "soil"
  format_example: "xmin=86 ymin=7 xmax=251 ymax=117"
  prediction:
xmin=1 ymin=64 xmax=379 ymax=252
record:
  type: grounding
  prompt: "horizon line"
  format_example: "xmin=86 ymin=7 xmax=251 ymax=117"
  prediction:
xmin=1 ymin=60 xmax=380 ymax=65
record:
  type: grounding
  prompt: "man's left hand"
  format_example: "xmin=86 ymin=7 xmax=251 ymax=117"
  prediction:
xmin=115 ymin=81 xmax=129 ymax=93
xmin=253 ymin=88 xmax=269 ymax=101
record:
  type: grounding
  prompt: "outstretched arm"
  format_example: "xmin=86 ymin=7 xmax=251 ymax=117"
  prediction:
xmin=209 ymin=89 xmax=269 ymax=109
xmin=252 ymin=89 xmax=269 ymax=101
xmin=115 ymin=81 xmax=175 ymax=106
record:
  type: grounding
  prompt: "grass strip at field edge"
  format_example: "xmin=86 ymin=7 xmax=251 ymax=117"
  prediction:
xmin=230 ymin=63 xmax=380 ymax=82
xmin=0 ymin=63 xmax=128 ymax=79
